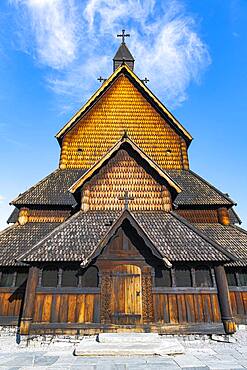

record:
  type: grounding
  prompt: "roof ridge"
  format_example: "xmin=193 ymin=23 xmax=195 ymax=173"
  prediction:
xmin=188 ymin=169 xmax=236 ymax=206
xmin=170 ymin=211 xmax=236 ymax=261
xmin=11 ymin=168 xmax=60 ymax=205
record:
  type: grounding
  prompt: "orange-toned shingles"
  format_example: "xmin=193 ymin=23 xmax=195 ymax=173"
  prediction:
xmin=60 ymin=75 xmax=188 ymax=170
xmin=82 ymin=149 xmax=172 ymax=211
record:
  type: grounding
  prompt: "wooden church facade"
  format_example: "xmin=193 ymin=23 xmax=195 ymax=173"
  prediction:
xmin=1 ymin=34 xmax=247 ymax=337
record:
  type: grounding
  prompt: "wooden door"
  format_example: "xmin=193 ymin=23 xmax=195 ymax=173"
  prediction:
xmin=111 ymin=265 xmax=142 ymax=324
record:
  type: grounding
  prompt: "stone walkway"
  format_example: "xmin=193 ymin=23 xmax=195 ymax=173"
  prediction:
xmin=0 ymin=329 xmax=247 ymax=369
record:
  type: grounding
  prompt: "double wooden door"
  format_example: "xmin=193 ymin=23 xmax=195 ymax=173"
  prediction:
xmin=110 ymin=264 xmax=142 ymax=324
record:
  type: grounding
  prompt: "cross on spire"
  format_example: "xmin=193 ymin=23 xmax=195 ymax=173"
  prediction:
xmin=118 ymin=191 xmax=134 ymax=210
xmin=117 ymin=29 xmax=130 ymax=44
xmin=97 ymin=76 xmax=106 ymax=83
xmin=141 ymin=77 xmax=149 ymax=84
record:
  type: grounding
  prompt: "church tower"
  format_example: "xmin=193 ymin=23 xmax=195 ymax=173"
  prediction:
xmin=0 ymin=32 xmax=246 ymax=337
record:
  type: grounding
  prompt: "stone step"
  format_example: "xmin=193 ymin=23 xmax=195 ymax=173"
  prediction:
xmin=75 ymin=338 xmax=184 ymax=357
xmin=98 ymin=333 xmax=162 ymax=343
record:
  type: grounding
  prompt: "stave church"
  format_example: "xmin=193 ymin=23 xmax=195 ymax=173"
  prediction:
xmin=1 ymin=31 xmax=247 ymax=337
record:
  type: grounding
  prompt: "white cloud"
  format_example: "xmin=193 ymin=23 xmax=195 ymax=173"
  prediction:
xmin=10 ymin=0 xmax=211 ymax=108
xmin=10 ymin=0 xmax=78 ymax=69
xmin=0 ymin=195 xmax=4 ymax=203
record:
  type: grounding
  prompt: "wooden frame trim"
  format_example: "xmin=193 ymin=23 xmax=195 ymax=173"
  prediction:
xmin=152 ymin=287 xmax=218 ymax=294
xmin=36 ymin=287 xmax=100 ymax=294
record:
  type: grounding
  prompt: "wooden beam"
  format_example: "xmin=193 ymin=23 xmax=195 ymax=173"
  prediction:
xmin=19 ymin=266 xmax=39 ymax=335
xmin=214 ymin=265 xmax=236 ymax=334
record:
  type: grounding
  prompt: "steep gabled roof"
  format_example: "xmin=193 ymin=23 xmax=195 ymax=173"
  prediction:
xmin=55 ymin=64 xmax=192 ymax=144
xmin=69 ymin=134 xmax=182 ymax=194
xmin=113 ymin=43 xmax=134 ymax=62
xmin=17 ymin=210 xmax=233 ymax=264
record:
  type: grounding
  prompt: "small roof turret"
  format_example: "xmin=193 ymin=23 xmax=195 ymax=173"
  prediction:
xmin=113 ymin=29 xmax=135 ymax=71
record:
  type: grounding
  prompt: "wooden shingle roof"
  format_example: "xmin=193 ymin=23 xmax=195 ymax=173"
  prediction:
xmin=18 ymin=210 xmax=232 ymax=264
xmin=11 ymin=168 xmax=235 ymax=208
xmin=0 ymin=222 xmax=60 ymax=266
xmin=196 ymin=223 xmax=247 ymax=267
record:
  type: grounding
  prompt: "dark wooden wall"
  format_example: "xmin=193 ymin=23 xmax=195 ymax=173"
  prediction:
xmin=0 ymin=289 xmax=24 ymax=324
xmin=33 ymin=291 xmax=100 ymax=324
xmin=229 ymin=289 xmax=247 ymax=323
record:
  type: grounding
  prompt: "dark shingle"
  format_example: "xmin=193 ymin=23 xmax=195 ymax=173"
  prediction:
xmin=196 ymin=223 xmax=247 ymax=266
xmin=7 ymin=208 xmax=19 ymax=224
xmin=11 ymin=168 xmax=234 ymax=208
xmin=0 ymin=222 xmax=60 ymax=266
xmin=11 ymin=169 xmax=85 ymax=206
xmin=167 ymin=170 xmax=234 ymax=206
xmin=19 ymin=210 xmax=230 ymax=263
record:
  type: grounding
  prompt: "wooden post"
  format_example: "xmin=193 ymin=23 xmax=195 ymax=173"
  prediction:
xmin=214 ymin=265 xmax=236 ymax=334
xmin=20 ymin=266 xmax=39 ymax=335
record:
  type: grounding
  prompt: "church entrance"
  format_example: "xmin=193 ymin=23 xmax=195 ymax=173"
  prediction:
xmin=110 ymin=264 xmax=142 ymax=325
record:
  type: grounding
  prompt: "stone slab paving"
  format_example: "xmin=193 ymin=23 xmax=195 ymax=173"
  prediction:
xmin=0 ymin=329 xmax=247 ymax=369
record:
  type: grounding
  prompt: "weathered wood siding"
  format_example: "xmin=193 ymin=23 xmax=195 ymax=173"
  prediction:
xmin=82 ymin=150 xmax=172 ymax=211
xmin=229 ymin=289 xmax=247 ymax=323
xmin=60 ymin=75 xmax=189 ymax=170
xmin=33 ymin=292 xmax=100 ymax=324
xmin=153 ymin=292 xmax=221 ymax=324
xmin=0 ymin=290 xmax=24 ymax=320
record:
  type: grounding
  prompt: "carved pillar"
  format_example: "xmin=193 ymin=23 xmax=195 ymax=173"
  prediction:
xmin=141 ymin=268 xmax=154 ymax=324
xmin=100 ymin=271 xmax=112 ymax=324
xmin=214 ymin=265 xmax=236 ymax=334
xmin=20 ymin=266 xmax=39 ymax=335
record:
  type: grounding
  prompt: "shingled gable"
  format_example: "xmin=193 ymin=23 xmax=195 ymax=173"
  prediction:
xmin=69 ymin=134 xmax=182 ymax=195
xmin=55 ymin=64 xmax=193 ymax=145
xmin=80 ymin=208 xmax=172 ymax=269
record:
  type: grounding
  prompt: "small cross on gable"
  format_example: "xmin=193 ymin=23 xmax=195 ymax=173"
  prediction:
xmin=97 ymin=76 xmax=106 ymax=83
xmin=141 ymin=77 xmax=149 ymax=84
xmin=117 ymin=29 xmax=130 ymax=44
xmin=118 ymin=191 xmax=134 ymax=210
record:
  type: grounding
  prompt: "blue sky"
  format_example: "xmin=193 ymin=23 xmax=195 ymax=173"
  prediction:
xmin=0 ymin=0 xmax=246 ymax=230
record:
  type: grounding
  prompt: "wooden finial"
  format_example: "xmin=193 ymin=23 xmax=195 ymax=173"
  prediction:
xmin=141 ymin=77 xmax=149 ymax=84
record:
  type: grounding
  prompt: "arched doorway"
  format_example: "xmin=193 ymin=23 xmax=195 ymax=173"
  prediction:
xmin=110 ymin=264 xmax=142 ymax=324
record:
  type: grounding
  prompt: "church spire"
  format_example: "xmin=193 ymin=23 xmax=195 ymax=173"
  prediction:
xmin=113 ymin=29 xmax=135 ymax=72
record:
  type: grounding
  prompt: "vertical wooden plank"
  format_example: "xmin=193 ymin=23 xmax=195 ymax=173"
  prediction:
xmin=235 ymin=291 xmax=245 ymax=316
xmin=51 ymin=294 xmax=61 ymax=323
xmin=177 ymin=294 xmax=187 ymax=323
xmin=93 ymin=294 xmax=100 ymax=323
xmin=77 ymin=295 xmax=85 ymax=323
xmin=67 ymin=295 xmax=77 ymax=323
xmin=242 ymin=292 xmax=247 ymax=315
xmin=59 ymin=294 xmax=68 ymax=323
xmin=168 ymin=294 xmax=178 ymax=323
xmin=210 ymin=294 xmax=221 ymax=322
xmin=41 ymin=295 xmax=52 ymax=322
xmin=229 ymin=291 xmax=237 ymax=316
xmin=163 ymin=294 xmax=170 ymax=323
xmin=202 ymin=294 xmax=211 ymax=323
xmin=194 ymin=294 xmax=204 ymax=322
xmin=185 ymin=294 xmax=195 ymax=323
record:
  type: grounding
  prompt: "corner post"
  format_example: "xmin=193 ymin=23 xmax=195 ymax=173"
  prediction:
xmin=214 ymin=265 xmax=236 ymax=334
xmin=20 ymin=266 xmax=39 ymax=335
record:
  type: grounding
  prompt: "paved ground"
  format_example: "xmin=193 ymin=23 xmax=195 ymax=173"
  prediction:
xmin=0 ymin=329 xmax=247 ymax=369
